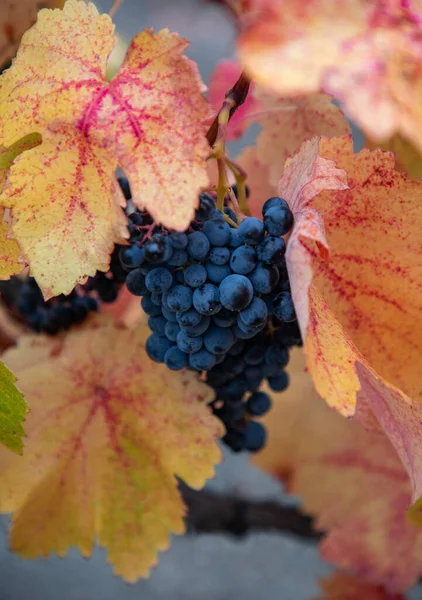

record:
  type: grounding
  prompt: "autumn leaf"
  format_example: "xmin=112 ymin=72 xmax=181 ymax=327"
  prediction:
xmin=0 ymin=316 xmax=222 ymax=581
xmin=0 ymin=0 xmax=211 ymax=298
xmin=364 ymin=134 xmax=422 ymax=181
xmin=234 ymin=1 xmax=422 ymax=152
xmin=0 ymin=0 xmax=65 ymax=67
xmin=207 ymin=59 xmax=261 ymax=140
xmin=254 ymin=349 xmax=422 ymax=593
xmin=0 ymin=132 xmax=41 ymax=279
xmin=0 ymin=361 xmax=27 ymax=454
xmin=315 ymin=573 xmax=405 ymax=599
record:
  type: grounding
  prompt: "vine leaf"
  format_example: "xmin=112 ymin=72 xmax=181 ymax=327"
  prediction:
xmin=0 ymin=317 xmax=222 ymax=581
xmin=207 ymin=59 xmax=261 ymax=140
xmin=315 ymin=573 xmax=404 ymax=599
xmin=235 ymin=1 xmax=422 ymax=151
xmin=278 ymin=135 xmax=422 ymax=517
xmin=254 ymin=350 xmax=422 ymax=593
xmin=0 ymin=0 xmax=211 ymax=299
xmin=364 ymin=134 xmax=422 ymax=181
xmin=0 ymin=362 xmax=27 ymax=454
xmin=0 ymin=0 xmax=65 ymax=66
xmin=0 ymin=132 xmax=41 ymax=279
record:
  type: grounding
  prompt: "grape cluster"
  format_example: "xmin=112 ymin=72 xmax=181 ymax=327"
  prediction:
xmin=120 ymin=182 xmax=302 ymax=452
xmin=16 ymin=277 xmax=98 ymax=335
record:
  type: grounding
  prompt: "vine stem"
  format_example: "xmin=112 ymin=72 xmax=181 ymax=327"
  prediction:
xmin=109 ymin=0 xmax=123 ymax=17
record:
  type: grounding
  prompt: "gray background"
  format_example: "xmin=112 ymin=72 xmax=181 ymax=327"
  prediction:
xmin=0 ymin=1 xmax=413 ymax=598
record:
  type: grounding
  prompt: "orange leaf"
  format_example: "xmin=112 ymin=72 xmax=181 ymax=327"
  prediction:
xmin=0 ymin=317 xmax=222 ymax=581
xmin=281 ymin=135 xmax=422 ymax=509
xmin=235 ymin=1 xmax=422 ymax=151
xmin=0 ymin=1 xmax=211 ymax=297
xmin=315 ymin=573 xmax=404 ymax=599
xmin=364 ymin=134 xmax=422 ymax=181
xmin=254 ymin=349 xmax=422 ymax=592
xmin=207 ymin=59 xmax=261 ymax=140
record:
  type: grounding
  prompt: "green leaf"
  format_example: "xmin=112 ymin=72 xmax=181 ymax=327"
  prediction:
xmin=0 ymin=362 xmax=27 ymax=454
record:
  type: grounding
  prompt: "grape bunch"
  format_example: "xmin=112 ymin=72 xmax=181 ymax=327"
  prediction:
xmin=15 ymin=277 xmax=98 ymax=335
xmin=120 ymin=181 xmax=302 ymax=452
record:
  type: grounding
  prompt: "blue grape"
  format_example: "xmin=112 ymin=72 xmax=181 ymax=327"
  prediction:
xmin=209 ymin=246 xmax=231 ymax=265
xmin=177 ymin=330 xmax=203 ymax=353
xmin=141 ymin=295 xmax=163 ymax=316
xmin=145 ymin=267 xmax=173 ymax=293
xmin=120 ymin=245 xmax=144 ymax=269
xmin=231 ymin=323 xmax=258 ymax=340
xmin=184 ymin=264 xmax=207 ymax=288
xmin=244 ymin=421 xmax=266 ymax=452
xmin=262 ymin=196 xmax=289 ymax=216
xmin=167 ymin=249 xmax=188 ymax=267
xmin=243 ymin=345 xmax=264 ymax=366
xmin=181 ymin=315 xmax=211 ymax=336
xmin=176 ymin=308 xmax=202 ymax=328
xmin=144 ymin=234 xmax=173 ymax=264
xmin=205 ymin=261 xmax=232 ymax=284
xmin=166 ymin=285 xmax=193 ymax=312
xmin=162 ymin=304 xmax=178 ymax=322
xmin=238 ymin=217 xmax=265 ymax=244
xmin=202 ymin=218 xmax=230 ymax=246
xmin=265 ymin=344 xmax=289 ymax=366
xmin=118 ymin=176 xmax=131 ymax=200
xmin=193 ymin=284 xmax=222 ymax=315
xmin=220 ymin=274 xmax=253 ymax=311
xmin=263 ymin=206 xmax=294 ymax=236
xmin=165 ymin=320 xmax=181 ymax=342
xmin=195 ymin=193 xmax=216 ymax=221
xmin=248 ymin=263 xmax=279 ymax=294
xmin=204 ymin=324 xmax=235 ymax=354
xmin=187 ymin=231 xmax=210 ymax=261
xmin=212 ymin=308 xmax=237 ymax=328
xmin=146 ymin=334 xmax=173 ymax=362
xmin=229 ymin=245 xmax=257 ymax=275
xmin=164 ymin=346 xmax=188 ymax=370
xmin=238 ymin=297 xmax=268 ymax=329
xmin=268 ymin=372 xmax=289 ymax=392
xmin=151 ymin=292 xmax=162 ymax=306
xmin=169 ymin=232 xmax=188 ymax=249
xmin=246 ymin=392 xmax=271 ymax=416
xmin=228 ymin=228 xmax=243 ymax=248
xmin=148 ymin=315 xmax=167 ymax=336
xmin=273 ymin=291 xmax=296 ymax=322
xmin=256 ymin=236 xmax=285 ymax=265
xmin=126 ymin=268 xmax=148 ymax=296
xmin=217 ymin=379 xmax=246 ymax=401
xmin=224 ymin=206 xmax=237 ymax=223
xmin=189 ymin=348 xmax=217 ymax=370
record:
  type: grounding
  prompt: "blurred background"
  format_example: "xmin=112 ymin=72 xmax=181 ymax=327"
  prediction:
xmin=0 ymin=1 xmax=411 ymax=599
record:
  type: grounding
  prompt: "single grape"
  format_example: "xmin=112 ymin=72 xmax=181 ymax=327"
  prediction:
xmin=263 ymin=205 xmax=294 ymax=236
xmin=180 ymin=315 xmax=211 ymax=337
xmin=256 ymin=236 xmax=286 ymax=265
xmin=193 ymin=284 xmax=222 ymax=315
xmin=164 ymin=346 xmax=188 ymax=370
xmin=164 ymin=320 xmax=181 ymax=342
xmin=238 ymin=217 xmax=265 ymax=244
xmin=229 ymin=245 xmax=257 ymax=275
xmin=144 ymin=234 xmax=173 ymax=264
xmin=228 ymin=228 xmax=243 ymax=248
xmin=146 ymin=334 xmax=173 ymax=362
xmin=176 ymin=308 xmax=202 ymax=328
xmin=224 ymin=206 xmax=237 ymax=223
xmin=262 ymin=196 xmax=289 ymax=216
xmin=166 ymin=285 xmax=193 ymax=313
xmin=205 ymin=262 xmax=232 ymax=284
xmin=268 ymin=371 xmax=289 ymax=392
xmin=187 ymin=231 xmax=210 ymax=261
xmin=169 ymin=232 xmax=188 ymax=249
xmin=195 ymin=193 xmax=216 ymax=221
xmin=204 ymin=324 xmax=235 ymax=354
xmin=151 ymin=292 xmax=163 ymax=306
xmin=120 ymin=245 xmax=145 ymax=269
xmin=141 ymin=295 xmax=163 ymax=317
xmin=238 ymin=297 xmax=268 ymax=329
xmin=189 ymin=348 xmax=217 ymax=370
xmin=167 ymin=249 xmax=188 ymax=267
xmin=246 ymin=392 xmax=271 ymax=416
xmin=212 ymin=308 xmax=237 ymax=328
xmin=184 ymin=264 xmax=207 ymax=288
xmin=243 ymin=345 xmax=264 ymax=366
xmin=126 ymin=269 xmax=148 ymax=296
xmin=162 ymin=304 xmax=178 ymax=322
xmin=202 ymin=218 xmax=230 ymax=246
xmin=273 ymin=291 xmax=296 ymax=322
xmin=265 ymin=344 xmax=289 ymax=367
xmin=148 ymin=315 xmax=167 ymax=336
xmin=209 ymin=246 xmax=231 ymax=265
xmin=244 ymin=421 xmax=266 ymax=452
xmin=145 ymin=267 xmax=173 ymax=293
xmin=248 ymin=263 xmax=279 ymax=294
xmin=177 ymin=330 xmax=203 ymax=353
xmin=220 ymin=274 xmax=253 ymax=311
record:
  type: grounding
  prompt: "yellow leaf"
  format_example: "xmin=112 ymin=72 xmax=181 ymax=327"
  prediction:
xmin=0 ymin=1 xmax=211 ymax=297
xmin=0 ymin=317 xmax=222 ymax=581
xmin=0 ymin=362 xmax=27 ymax=454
